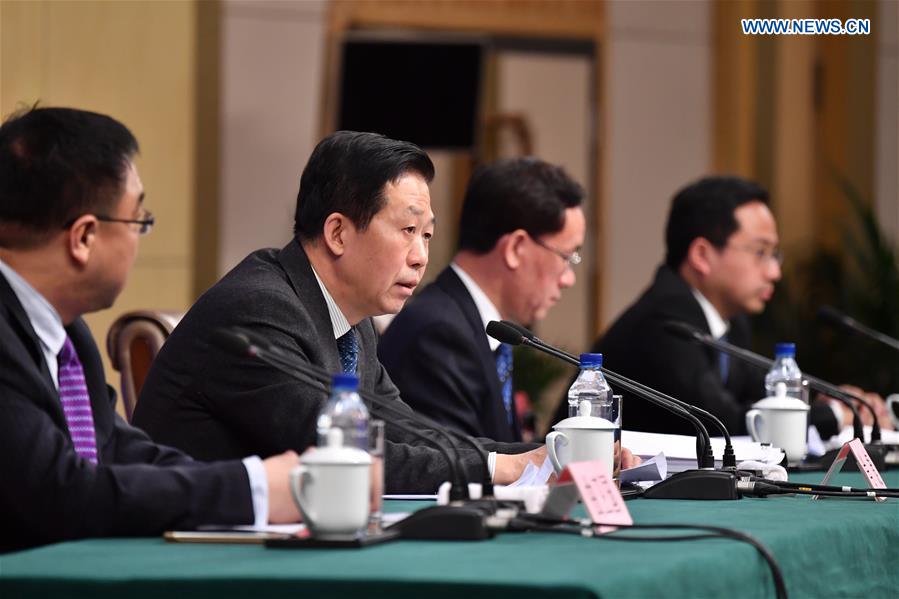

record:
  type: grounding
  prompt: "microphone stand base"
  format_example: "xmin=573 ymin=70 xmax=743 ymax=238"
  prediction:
xmin=641 ymin=470 xmax=741 ymax=500
xmin=387 ymin=505 xmax=495 ymax=540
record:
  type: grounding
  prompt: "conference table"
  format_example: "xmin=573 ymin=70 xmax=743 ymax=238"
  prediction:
xmin=2 ymin=471 xmax=896 ymax=599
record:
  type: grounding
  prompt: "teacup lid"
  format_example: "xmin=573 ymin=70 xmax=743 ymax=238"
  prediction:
xmin=552 ymin=415 xmax=617 ymax=430
xmin=305 ymin=428 xmax=372 ymax=465
xmin=752 ymin=396 xmax=809 ymax=410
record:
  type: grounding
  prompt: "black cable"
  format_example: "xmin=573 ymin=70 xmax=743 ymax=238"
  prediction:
xmin=516 ymin=514 xmax=788 ymax=599
xmin=738 ymin=480 xmax=899 ymax=498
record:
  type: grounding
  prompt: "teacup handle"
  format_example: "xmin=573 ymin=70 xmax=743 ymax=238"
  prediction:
xmin=545 ymin=431 xmax=569 ymax=473
xmin=289 ymin=464 xmax=316 ymax=526
xmin=745 ymin=409 xmax=764 ymax=442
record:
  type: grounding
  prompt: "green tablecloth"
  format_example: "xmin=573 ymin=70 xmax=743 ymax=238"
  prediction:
xmin=2 ymin=472 xmax=896 ymax=599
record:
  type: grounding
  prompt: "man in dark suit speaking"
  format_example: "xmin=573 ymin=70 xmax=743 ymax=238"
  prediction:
xmin=134 ymin=131 xmax=545 ymax=493
xmin=0 ymin=107 xmax=299 ymax=552
xmin=378 ymin=158 xmax=585 ymax=442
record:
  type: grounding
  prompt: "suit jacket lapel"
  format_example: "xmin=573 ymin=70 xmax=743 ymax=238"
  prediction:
xmin=277 ymin=238 xmax=343 ymax=374
xmin=0 ymin=272 xmax=55 ymax=392
xmin=435 ymin=268 xmax=506 ymax=408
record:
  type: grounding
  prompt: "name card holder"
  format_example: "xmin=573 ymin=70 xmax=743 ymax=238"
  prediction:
xmin=541 ymin=459 xmax=632 ymax=533
xmin=813 ymin=438 xmax=887 ymax=502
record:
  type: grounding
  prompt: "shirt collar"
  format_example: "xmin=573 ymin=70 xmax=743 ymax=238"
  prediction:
xmin=690 ymin=287 xmax=730 ymax=339
xmin=310 ymin=265 xmax=351 ymax=339
xmin=0 ymin=258 xmax=66 ymax=356
xmin=451 ymin=262 xmax=502 ymax=351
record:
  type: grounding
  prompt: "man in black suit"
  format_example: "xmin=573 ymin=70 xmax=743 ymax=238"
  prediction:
xmin=581 ymin=176 xmax=842 ymax=437
xmin=0 ymin=107 xmax=299 ymax=553
xmin=134 ymin=131 xmax=545 ymax=493
xmin=379 ymin=158 xmax=585 ymax=442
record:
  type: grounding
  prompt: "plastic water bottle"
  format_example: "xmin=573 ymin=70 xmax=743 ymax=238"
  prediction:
xmin=317 ymin=373 xmax=369 ymax=449
xmin=764 ymin=343 xmax=804 ymax=402
xmin=566 ymin=353 xmax=613 ymax=418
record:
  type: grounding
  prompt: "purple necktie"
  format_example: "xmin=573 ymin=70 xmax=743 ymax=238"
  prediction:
xmin=58 ymin=336 xmax=98 ymax=464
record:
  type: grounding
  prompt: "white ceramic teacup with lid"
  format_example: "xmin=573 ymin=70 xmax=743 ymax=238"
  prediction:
xmin=745 ymin=383 xmax=810 ymax=465
xmin=289 ymin=428 xmax=371 ymax=538
xmin=545 ymin=415 xmax=617 ymax=476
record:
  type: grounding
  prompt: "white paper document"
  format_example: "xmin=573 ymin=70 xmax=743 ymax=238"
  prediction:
xmin=622 ymin=430 xmax=784 ymax=473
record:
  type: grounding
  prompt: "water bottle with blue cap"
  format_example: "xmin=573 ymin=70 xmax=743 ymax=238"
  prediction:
xmin=764 ymin=342 xmax=804 ymax=402
xmin=316 ymin=373 xmax=369 ymax=449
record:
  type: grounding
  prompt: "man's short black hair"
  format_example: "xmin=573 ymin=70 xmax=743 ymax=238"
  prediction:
xmin=665 ymin=175 xmax=770 ymax=269
xmin=458 ymin=157 xmax=584 ymax=253
xmin=0 ymin=106 xmax=139 ymax=248
xmin=293 ymin=131 xmax=434 ymax=240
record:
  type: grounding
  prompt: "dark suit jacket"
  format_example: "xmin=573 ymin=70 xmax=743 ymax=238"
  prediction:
xmin=135 ymin=240 xmax=525 ymax=494
xmin=378 ymin=266 xmax=521 ymax=442
xmin=0 ymin=272 xmax=253 ymax=553
xmin=568 ymin=265 xmax=837 ymax=438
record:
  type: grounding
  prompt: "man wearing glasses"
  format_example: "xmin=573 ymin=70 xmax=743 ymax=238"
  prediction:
xmin=577 ymin=176 xmax=845 ymax=437
xmin=0 ymin=107 xmax=300 ymax=552
xmin=379 ymin=158 xmax=586 ymax=442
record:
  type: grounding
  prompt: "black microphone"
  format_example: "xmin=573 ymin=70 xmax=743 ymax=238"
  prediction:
xmin=210 ymin=328 xmax=467 ymax=496
xmin=663 ymin=320 xmax=880 ymax=444
xmin=487 ymin=321 xmax=743 ymax=500
xmin=211 ymin=327 xmax=501 ymax=540
xmin=818 ymin=305 xmax=899 ymax=352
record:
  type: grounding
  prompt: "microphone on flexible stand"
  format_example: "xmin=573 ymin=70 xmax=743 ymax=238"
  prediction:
xmin=500 ymin=321 xmax=739 ymax=469
xmin=210 ymin=327 xmax=499 ymax=540
xmin=663 ymin=321 xmax=887 ymax=470
xmin=818 ymin=305 xmax=899 ymax=353
xmin=487 ymin=321 xmax=742 ymax=500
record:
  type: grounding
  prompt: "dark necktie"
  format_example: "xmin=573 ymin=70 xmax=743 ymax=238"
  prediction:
xmin=495 ymin=343 xmax=514 ymax=425
xmin=718 ymin=333 xmax=730 ymax=385
xmin=58 ymin=336 xmax=98 ymax=464
xmin=337 ymin=328 xmax=359 ymax=374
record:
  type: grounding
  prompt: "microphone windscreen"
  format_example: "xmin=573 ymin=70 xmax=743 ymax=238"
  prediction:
xmin=817 ymin=305 xmax=848 ymax=327
xmin=486 ymin=321 xmax=525 ymax=346
xmin=502 ymin=320 xmax=536 ymax=341
xmin=209 ymin=327 xmax=253 ymax=356
xmin=663 ymin=320 xmax=702 ymax=340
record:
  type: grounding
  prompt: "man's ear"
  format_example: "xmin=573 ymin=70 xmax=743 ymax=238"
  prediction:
xmin=685 ymin=237 xmax=717 ymax=277
xmin=321 ymin=212 xmax=351 ymax=257
xmin=67 ymin=215 xmax=99 ymax=268
xmin=501 ymin=229 xmax=529 ymax=271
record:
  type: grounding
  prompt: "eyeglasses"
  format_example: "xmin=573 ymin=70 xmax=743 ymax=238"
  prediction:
xmin=530 ymin=235 xmax=582 ymax=268
xmin=95 ymin=210 xmax=155 ymax=235
xmin=727 ymin=244 xmax=783 ymax=267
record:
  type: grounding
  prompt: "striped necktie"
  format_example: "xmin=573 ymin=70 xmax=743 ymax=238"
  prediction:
xmin=337 ymin=328 xmax=359 ymax=374
xmin=495 ymin=343 xmax=514 ymax=425
xmin=58 ymin=336 xmax=98 ymax=464
xmin=718 ymin=333 xmax=730 ymax=385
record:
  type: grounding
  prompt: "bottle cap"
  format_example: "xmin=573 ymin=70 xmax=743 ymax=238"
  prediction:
xmin=774 ymin=342 xmax=796 ymax=358
xmin=331 ymin=373 xmax=359 ymax=391
xmin=579 ymin=353 xmax=603 ymax=368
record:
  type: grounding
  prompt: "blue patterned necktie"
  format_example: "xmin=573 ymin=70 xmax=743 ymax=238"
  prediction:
xmin=337 ymin=328 xmax=359 ymax=374
xmin=495 ymin=343 xmax=514 ymax=425
xmin=58 ymin=336 xmax=98 ymax=464
xmin=718 ymin=333 xmax=730 ymax=385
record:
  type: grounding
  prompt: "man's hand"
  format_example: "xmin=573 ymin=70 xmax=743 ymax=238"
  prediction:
xmin=818 ymin=385 xmax=895 ymax=431
xmin=263 ymin=450 xmax=301 ymax=523
xmin=493 ymin=446 xmax=547 ymax=485
xmin=494 ymin=444 xmax=643 ymax=485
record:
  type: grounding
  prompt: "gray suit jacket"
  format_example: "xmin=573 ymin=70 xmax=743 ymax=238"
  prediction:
xmin=135 ymin=239 xmax=527 ymax=493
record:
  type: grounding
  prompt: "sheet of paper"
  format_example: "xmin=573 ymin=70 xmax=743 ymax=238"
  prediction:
xmin=621 ymin=430 xmax=784 ymax=473
xmin=620 ymin=452 xmax=666 ymax=483
xmin=199 ymin=523 xmax=304 ymax=534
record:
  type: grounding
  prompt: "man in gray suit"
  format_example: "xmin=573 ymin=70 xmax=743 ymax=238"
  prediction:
xmin=134 ymin=131 xmax=544 ymax=493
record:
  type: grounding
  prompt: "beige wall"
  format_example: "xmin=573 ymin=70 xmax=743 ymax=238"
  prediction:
xmin=219 ymin=0 xmax=328 ymax=274
xmin=602 ymin=0 xmax=712 ymax=325
xmin=0 ymin=0 xmax=199 ymax=391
